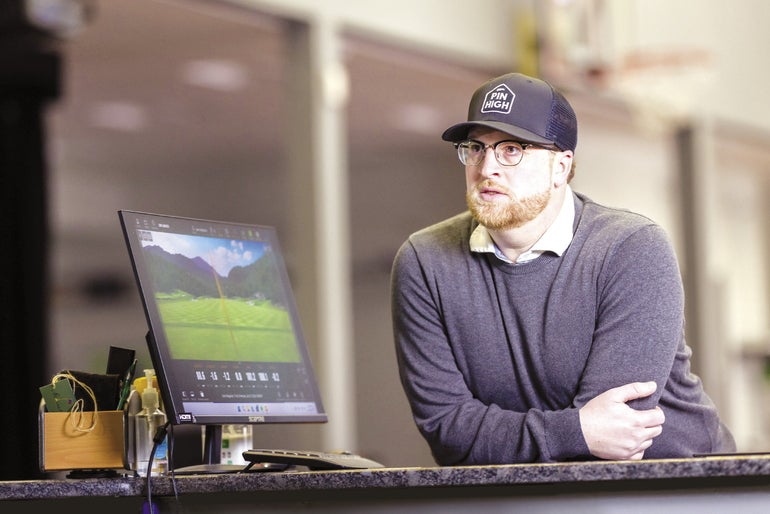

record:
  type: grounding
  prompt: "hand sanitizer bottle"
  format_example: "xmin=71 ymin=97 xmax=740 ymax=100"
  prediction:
xmin=134 ymin=369 xmax=168 ymax=476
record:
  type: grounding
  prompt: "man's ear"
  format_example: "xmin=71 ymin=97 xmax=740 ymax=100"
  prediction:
xmin=553 ymin=151 xmax=573 ymax=187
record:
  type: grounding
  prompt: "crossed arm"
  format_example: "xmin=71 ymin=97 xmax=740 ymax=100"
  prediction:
xmin=579 ymin=381 xmax=665 ymax=460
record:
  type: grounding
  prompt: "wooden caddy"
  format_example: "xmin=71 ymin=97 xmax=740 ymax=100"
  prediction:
xmin=38 ymin=403 xmax=128 ymax=472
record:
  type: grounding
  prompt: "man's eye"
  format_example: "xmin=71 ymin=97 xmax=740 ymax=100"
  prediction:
xmin=467 ymin=143 xmax=484 ymax=153
xmin=498 ymin=143 xmax=522 ymax=155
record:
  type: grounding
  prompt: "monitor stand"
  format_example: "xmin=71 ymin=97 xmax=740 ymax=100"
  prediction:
xmin=171 ymin=425 xmax=286 ymax=475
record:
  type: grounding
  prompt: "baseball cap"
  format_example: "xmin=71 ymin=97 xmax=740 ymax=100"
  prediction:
xmin=442 ymin=73 xmax=577 ymax=152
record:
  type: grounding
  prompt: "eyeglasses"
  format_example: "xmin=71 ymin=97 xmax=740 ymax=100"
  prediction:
xmin=454 ymin=139 xmax=553 ymax=167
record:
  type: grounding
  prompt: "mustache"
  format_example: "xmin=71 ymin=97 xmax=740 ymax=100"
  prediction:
xmin=473 ymin=180 xmax=511 ymax=195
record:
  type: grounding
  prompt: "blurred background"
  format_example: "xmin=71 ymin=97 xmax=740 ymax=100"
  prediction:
xmin=2 ymin=0 xmax=769 ymax=478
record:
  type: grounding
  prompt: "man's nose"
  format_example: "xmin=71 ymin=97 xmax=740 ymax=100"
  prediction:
xmin=478 ymin=147 xmax=501 ymax=178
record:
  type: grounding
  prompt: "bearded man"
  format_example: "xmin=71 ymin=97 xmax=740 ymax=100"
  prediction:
xmin=390 ymin=72 xmax=735 ymax=465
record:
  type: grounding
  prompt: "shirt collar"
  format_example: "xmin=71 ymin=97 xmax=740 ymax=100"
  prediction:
xmin=469 ymin=184 xmax=575 ymax=264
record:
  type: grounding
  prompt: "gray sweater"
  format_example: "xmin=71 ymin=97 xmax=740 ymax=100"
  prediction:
xmin=391 ymin=192 xmax=735 ymax=465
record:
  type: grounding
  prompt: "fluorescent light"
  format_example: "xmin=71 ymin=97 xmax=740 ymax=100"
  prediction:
xmin=181 ymin=59 xmax=249 ymax=92
xmin=87 ymin=101 xmax=148 ymax=132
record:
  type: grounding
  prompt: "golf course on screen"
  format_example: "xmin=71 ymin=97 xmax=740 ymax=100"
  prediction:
xmin=157 ymin=292 xmax=299 ymax=362
xmin=140 ymin=233 xmax=301 ymax=363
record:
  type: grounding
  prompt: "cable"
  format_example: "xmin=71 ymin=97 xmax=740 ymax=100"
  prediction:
xmin=144 ymin=421 xmax=170 ymax=514
xmin=144 ymin=435 xmax=158 ymax=514
xmin=167 ymin=423 xmax=181 ymax=511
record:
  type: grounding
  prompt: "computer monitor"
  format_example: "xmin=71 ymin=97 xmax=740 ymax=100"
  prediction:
xmin=118 ymin=210 xmax=327 ymax=469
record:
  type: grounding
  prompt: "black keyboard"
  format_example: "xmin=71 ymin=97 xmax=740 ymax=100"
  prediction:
xmin=242 ymin=449 xmax=385 ymax=470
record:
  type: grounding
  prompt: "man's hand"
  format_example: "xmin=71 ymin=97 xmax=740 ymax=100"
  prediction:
xmin=579 ymin=381 xmax=665 ymax=460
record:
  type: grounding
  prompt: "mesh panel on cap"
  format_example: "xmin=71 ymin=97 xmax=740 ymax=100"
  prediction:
xmin=546 ymin=90 xmax=577 ymax=152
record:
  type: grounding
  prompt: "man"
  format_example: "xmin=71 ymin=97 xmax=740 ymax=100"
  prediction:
xmin=390 ymin=72 xmax=735 ymax=465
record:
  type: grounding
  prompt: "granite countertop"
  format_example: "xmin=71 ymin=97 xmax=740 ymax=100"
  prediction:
xmin=3 ymin=454 xmax=770 ymax=501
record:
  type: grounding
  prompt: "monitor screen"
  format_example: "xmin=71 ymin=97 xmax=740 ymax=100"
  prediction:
xmin=118 ymin=210 xmax=327 ymax=427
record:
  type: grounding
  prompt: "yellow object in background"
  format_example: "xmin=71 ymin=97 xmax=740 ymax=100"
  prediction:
xmin=132 ymin=373 xmax=158 ymax=395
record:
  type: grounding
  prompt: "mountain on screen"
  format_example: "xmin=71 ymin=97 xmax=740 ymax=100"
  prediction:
xmin=142 ymin=245 xmax=285 ymax=306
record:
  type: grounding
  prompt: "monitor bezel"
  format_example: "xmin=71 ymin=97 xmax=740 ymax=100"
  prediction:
xmin=118 ymin=210 xmax=328 ymax=427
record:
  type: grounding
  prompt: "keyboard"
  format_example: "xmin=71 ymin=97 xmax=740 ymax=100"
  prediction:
xmin=242 ymin=448 xmax=385 ymax=470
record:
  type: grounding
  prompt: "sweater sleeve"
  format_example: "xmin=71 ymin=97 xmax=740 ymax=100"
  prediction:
xmin=571 ymin=223 xmax=682 ymax=411
xmin=391 ymin=239 xmax=589 ymax=464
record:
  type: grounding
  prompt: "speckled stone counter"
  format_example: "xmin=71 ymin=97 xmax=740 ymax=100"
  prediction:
xmin=3 ymin=455 xmax=770 ymax=513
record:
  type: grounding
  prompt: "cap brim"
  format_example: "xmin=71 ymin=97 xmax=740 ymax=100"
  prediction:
xmin=441 ymin=121 xmax=555 ymax=147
